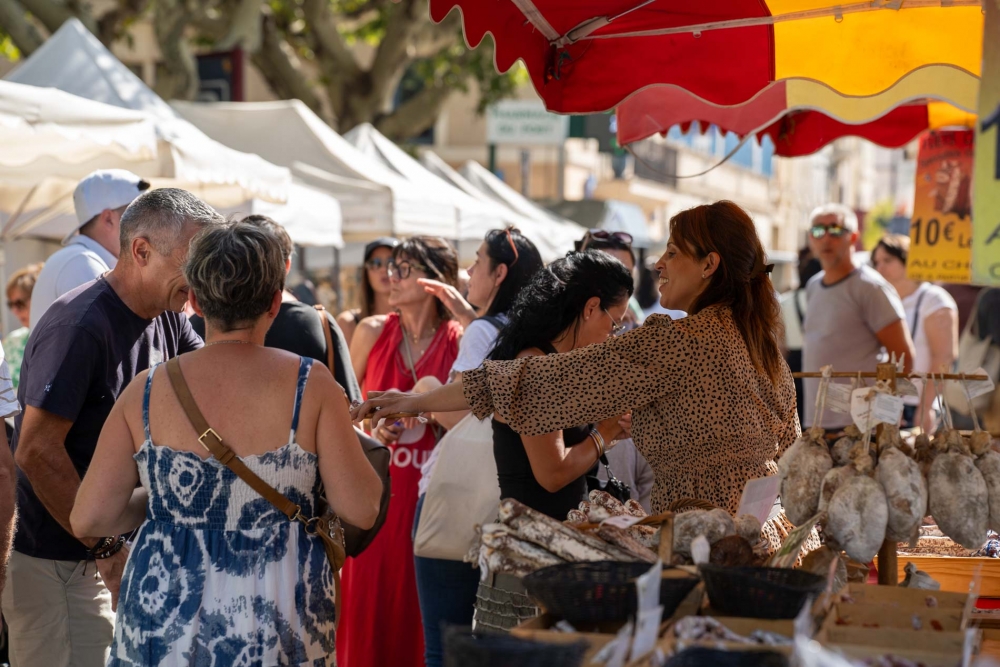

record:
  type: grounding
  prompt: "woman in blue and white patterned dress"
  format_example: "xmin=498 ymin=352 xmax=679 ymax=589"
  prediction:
xmin=73 ymin=220 xmax=383 ymax=666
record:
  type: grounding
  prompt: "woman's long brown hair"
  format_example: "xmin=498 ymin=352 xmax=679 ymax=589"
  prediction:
xmin=670 ymin=201 xmax=784 ymax=383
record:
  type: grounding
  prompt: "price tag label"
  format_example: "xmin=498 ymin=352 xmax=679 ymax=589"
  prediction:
xmin=629 ymin=606 xmax=665 ymax=663
xmin=737 ymin=476 xmax=781 ymax=528
xmin=603 ymin=514 xmax=643 ymax=530
xmin=851 ymin=389 xmax=903 ymax=430
xmin=896 ymin=378 xmax=920 ymax=398
xmin=602 ymin=620 xmax=634 ymax=667
xmin=635 ymin=560 xmax=662 ymax=612
xmin=826 ymin=383 xmax=853 ymax=414
xmin=959 ymin=367 xmax=996 ymax=400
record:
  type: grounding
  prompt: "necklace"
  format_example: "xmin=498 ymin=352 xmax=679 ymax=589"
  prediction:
xmin=401 ymin=323 xmax=436 ymax=345
xmin=205 ymin=339 xmax=253 ymax=347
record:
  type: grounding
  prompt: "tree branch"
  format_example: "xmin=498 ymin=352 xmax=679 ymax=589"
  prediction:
xmin=0 ymin=0 xmax=43 ymax=54
xmin=17 ymin=0 xmax=95 ymax=33
xmin=95 ymin=0 xmax=148 ymax=47
xmin=303 ymin=0 xmax=359 ymax=78
xmin=373 ymin=72 xmax=457 ymax=140
xmin=368 ymin=0 xmax=424 ymax=104
xmin=216 ymin=0 xmax=261 ymax=50
xmin=151 ymin=0 xmax=199 ymax=100
xmin=250 ymin=15 xmax=325 ymax=118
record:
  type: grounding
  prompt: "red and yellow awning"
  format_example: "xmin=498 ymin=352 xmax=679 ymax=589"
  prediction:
xmin=616 ymin=71 xmax=978 ymax=156
xmin=437 ymin=0 xmax=983 ymax=113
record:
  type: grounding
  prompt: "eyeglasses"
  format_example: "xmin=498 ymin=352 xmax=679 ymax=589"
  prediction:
xmin=365 ymin=257 xmax=389 ymax=271
xmin=387 ymin=260 xmax=429 ymax=280
xmin=809 ymin=224 xmax=849 ymax=239
xmin=6 ymin=299 xmax=26 ymax=310
xmin=603 ymin=308 xmax=626 ymax=336
xmin=581 ymin=230 xmax=633 ymax=251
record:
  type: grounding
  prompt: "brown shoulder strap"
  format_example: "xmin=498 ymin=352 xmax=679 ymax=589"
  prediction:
xmin=314 ymin=304 xmax=335 ymax=371
xmin=164 ymin=357 xmax=302 ymax=521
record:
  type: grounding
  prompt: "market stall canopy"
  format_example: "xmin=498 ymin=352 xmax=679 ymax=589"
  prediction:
xmin=172 ymin=100 xmax=460 ymax=241
xmin=5 ymin=18 xmax=290 ymax=201
xmin=433 ymin=0 xmax=982 ymax=113
xmin=345 ymin=124 xmax=584 ymax=259
xmin=617 ymin=73 xmax=978 ymax=156
xmin=0 ymin=80 xmax=158 ymax=172
xmin=545 ymin=199 xmax=652 ymax=249
xmin=0 ymin=176 xmax=343 ymax=247
xmin=458 ymin=159 xmax=564 ymax=225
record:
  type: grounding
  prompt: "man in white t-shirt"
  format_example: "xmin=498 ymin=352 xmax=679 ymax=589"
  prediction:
xmin=29 ymin=170 xmax=150 ymax=328
xmin=802 ymin=203 xmax=915 ymax=430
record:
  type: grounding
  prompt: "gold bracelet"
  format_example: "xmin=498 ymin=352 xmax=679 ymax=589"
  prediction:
xmin=590 ymin=428 xmax=606 ymax=459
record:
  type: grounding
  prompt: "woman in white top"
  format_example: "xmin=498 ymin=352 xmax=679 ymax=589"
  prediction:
xmin=410 ymin=228 xmax=544 ymax=667
xmin=872 ymin=234 xmax=958 ymax=432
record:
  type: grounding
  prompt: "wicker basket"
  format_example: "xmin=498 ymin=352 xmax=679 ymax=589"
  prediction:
xmin=664 ymin=647 xmax=789 ymax=667
xmin=700 ymin=564 xmax=825 ymax=619
xmin=667 ymin=498 xmax=721 ymax=513
xmin=473 ymin=577 xmax=540 ymax=632
xmin=522 ymin=561 xmax=699 ymax=625
xmin=444 ymin=626 xmax=588 ymax=667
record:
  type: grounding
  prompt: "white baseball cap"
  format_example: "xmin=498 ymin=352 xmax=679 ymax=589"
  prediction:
xmin=72 ymin=169 xmax=150 ymax=228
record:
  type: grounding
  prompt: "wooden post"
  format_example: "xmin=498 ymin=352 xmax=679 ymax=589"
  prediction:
xmin=876 ymin=362 xmax=899 ymax=586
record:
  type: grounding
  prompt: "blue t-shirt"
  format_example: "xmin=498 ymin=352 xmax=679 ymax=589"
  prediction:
xmin=11 ymin=277 xmax=203 ymax=561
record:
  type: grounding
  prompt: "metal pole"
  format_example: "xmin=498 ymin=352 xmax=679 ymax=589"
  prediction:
xmin=520 ymin=149 xmax=531 ymax=197
xmin=876 ymin=362 xmax=899 ymax=586
xmin=488 ymin=144 xmax=497 ymax=174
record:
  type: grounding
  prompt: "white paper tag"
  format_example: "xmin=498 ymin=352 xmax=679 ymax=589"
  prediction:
xmin=959 ymin=367 xmax=996 ymax=400
xmin=554 ymin=620 xmax=576 ymax=633
xmin=896 ymin=378 xmax=920 ymax=398
xmin=851 ymin=388 xmax=903 ymax=429
xmin=602 ymin=620 xmax=634 ymax=667
xmin=603 ymin=514 xmax=643 ymax=530
xmin=737 ymin=476 xmax=781 ymax=528
xmin=635 ymin=560 xmax=662 ymax=612
xmin=825 ymin=383 xmax=853 ymax=414
xmin=690 ymin=535 xmax=711 ymax=566
xmin=629 ymin=606 xmax=664 ymax=663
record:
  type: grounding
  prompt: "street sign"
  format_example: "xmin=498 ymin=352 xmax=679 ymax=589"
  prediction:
xmin=973 ymin=0 xmax=1000 ymax=286
xmin=908 ymin=130 xmax=973 ymax=284
xmin=486 ymin=100 xmax=569 ymax=146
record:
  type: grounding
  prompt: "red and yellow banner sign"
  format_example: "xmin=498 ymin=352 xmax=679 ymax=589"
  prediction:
xmin=972 ymin=0 xmax=1000 ymax=286
xmin=908 ymin=130 xmax=974 ymax=283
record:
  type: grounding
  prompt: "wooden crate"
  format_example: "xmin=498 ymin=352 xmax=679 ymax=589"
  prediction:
xmin=886 ymin=556 xmax=1000 ymax=596
xmin=510 ymin=614 xmax=618 ymax=663
xmin=822 ymin=601 xmax=965 ymax=632
xmin=816 ymin=625 xmax=974 ymax=667
xmin=838 ymin=582 xmax=969 ymax=609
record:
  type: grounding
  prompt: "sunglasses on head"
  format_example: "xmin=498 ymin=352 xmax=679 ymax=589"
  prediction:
xmin=581 ymin=229 xmax=633 ymax=251
xmin=809 ymin=224 xmax=849 ymax=239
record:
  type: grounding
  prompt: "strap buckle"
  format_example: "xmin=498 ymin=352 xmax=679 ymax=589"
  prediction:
xmin=197 ymin=427 xmax=222 ymax=452
xmin=290 ymin=505 xmax=320 ymax=534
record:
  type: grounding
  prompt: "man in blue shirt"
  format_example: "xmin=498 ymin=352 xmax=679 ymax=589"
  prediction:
xmin=3 ymin=188 xmax=222 ymax=667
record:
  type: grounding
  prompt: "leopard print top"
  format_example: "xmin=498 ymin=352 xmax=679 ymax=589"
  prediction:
xmin=463 ymin=304 xmax=801 ymax=517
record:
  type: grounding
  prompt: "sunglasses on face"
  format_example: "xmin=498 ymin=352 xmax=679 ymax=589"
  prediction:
xmin=365 ymin=257 xmax=389 ymax=271
xmin=7 ymin=299 xmax=26 ymax=310
xmin=603 ymin=307 xmax=626 ymax=336
xmin=809 ymin=224 xmax=849 ymax=239
xmin=387 ymin=260 xmax=430 ymax=281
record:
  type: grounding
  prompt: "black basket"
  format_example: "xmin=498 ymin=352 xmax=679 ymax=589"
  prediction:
xmin=522 ymin=561 xmax=699 ymax=625
xmin=665 ymin=647 xmax=789 ymax=667
xmin=699 ymin=564 xmax=825 ymax=619
xmin=443 ymin=626 xmax=588 ymax=667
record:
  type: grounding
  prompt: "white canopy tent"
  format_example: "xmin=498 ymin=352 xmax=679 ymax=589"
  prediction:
xmin=172 ymin=100 xmax=459 ymax=242
xmin=2 ymin=19 xmax=344 ymax=248
xmin=344 ymin=125 xmax=584 ymax=260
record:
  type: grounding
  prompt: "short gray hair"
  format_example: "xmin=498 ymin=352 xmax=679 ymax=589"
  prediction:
xmin=120 ymin=188 xmax=225 ymax=256
xmin=809 ymin=203 xmax=858 ymax=232
xmin=185 ymin=221 xmax=286 ymax=331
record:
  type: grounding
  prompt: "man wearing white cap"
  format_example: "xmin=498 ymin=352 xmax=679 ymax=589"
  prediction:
xmin=28 ymin=169 xmax=149 ymax=328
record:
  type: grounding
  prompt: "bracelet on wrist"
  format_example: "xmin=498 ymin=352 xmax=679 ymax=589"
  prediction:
xmin=590 ymin=428 xmax=606 ymax=459
xmin=88 ymin=535 xmax=125 ymax=560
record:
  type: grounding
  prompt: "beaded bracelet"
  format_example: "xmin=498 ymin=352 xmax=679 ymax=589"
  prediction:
xmin=88 ymin=535 xmax=126 ymax=560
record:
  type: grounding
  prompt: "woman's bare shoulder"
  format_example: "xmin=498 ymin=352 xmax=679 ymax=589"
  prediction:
xmin=515 ymin=347 xmax=546 ymax=360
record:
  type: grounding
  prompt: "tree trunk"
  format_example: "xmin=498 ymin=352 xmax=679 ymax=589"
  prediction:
xmin=0 ymin=0 xmax=43 ymax=54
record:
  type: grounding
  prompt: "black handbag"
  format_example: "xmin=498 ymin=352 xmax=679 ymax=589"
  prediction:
xmin=585 ymin=454 xmax=632 ymax=505
xmin=316 ymin=305 xmax=391 ymax=557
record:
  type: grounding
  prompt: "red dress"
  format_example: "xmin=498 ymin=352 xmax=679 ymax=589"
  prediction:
xmin=337 ymin=313 xmax=461 ymax=667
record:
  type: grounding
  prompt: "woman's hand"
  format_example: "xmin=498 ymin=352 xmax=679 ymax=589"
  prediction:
xmin=618 ymin=414 xmax=632 ymax=440
xmin=418 ymin=279 xmax=477 ymax=328
xmin=373 ymin=420 xmax=404 ymax=445
xmin=596 ymin=413 xmax=629 ymax=451
xmin=352 ymin=390 xmax=423 ymax=425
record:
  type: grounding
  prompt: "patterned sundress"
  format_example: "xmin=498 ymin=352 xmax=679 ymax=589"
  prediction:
xmin=109 ymin=357 xmax=338 ymax=667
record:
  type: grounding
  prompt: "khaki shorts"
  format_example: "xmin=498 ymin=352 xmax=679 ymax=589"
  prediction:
xmin=1 ymin=551 xmax=113 ymax=667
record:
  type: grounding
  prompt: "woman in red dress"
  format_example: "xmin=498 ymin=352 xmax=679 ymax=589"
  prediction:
xmin=340 ymin=236 xmax=462 ymax=667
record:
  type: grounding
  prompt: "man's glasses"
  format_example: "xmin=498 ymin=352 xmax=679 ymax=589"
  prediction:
xmin=7 ymin=299 xmax=26 ymax=310
xmin=365 ymin=257 xmax=389 ymax=271
xmin=387 ymin=260 xmax=429 ymax=280
xmin=809 ymin=224 xmax=849 ymax=239
xmin=603 ymin=308 xmax=626 ymax=336
xmin=581 ymin=230 xmax=633 ymax=251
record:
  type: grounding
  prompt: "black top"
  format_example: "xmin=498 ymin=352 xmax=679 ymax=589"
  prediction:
xmin=189 ymin=300 xmax=361 ymax=404
xmin=491 ymin=341 xmax=593 ymax=520
xmin=12 ymin=277 xmax=203 ymax=561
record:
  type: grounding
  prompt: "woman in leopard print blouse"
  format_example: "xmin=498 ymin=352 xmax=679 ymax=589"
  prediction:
xmin=354 ymin=201 xmax=801 ymax=549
